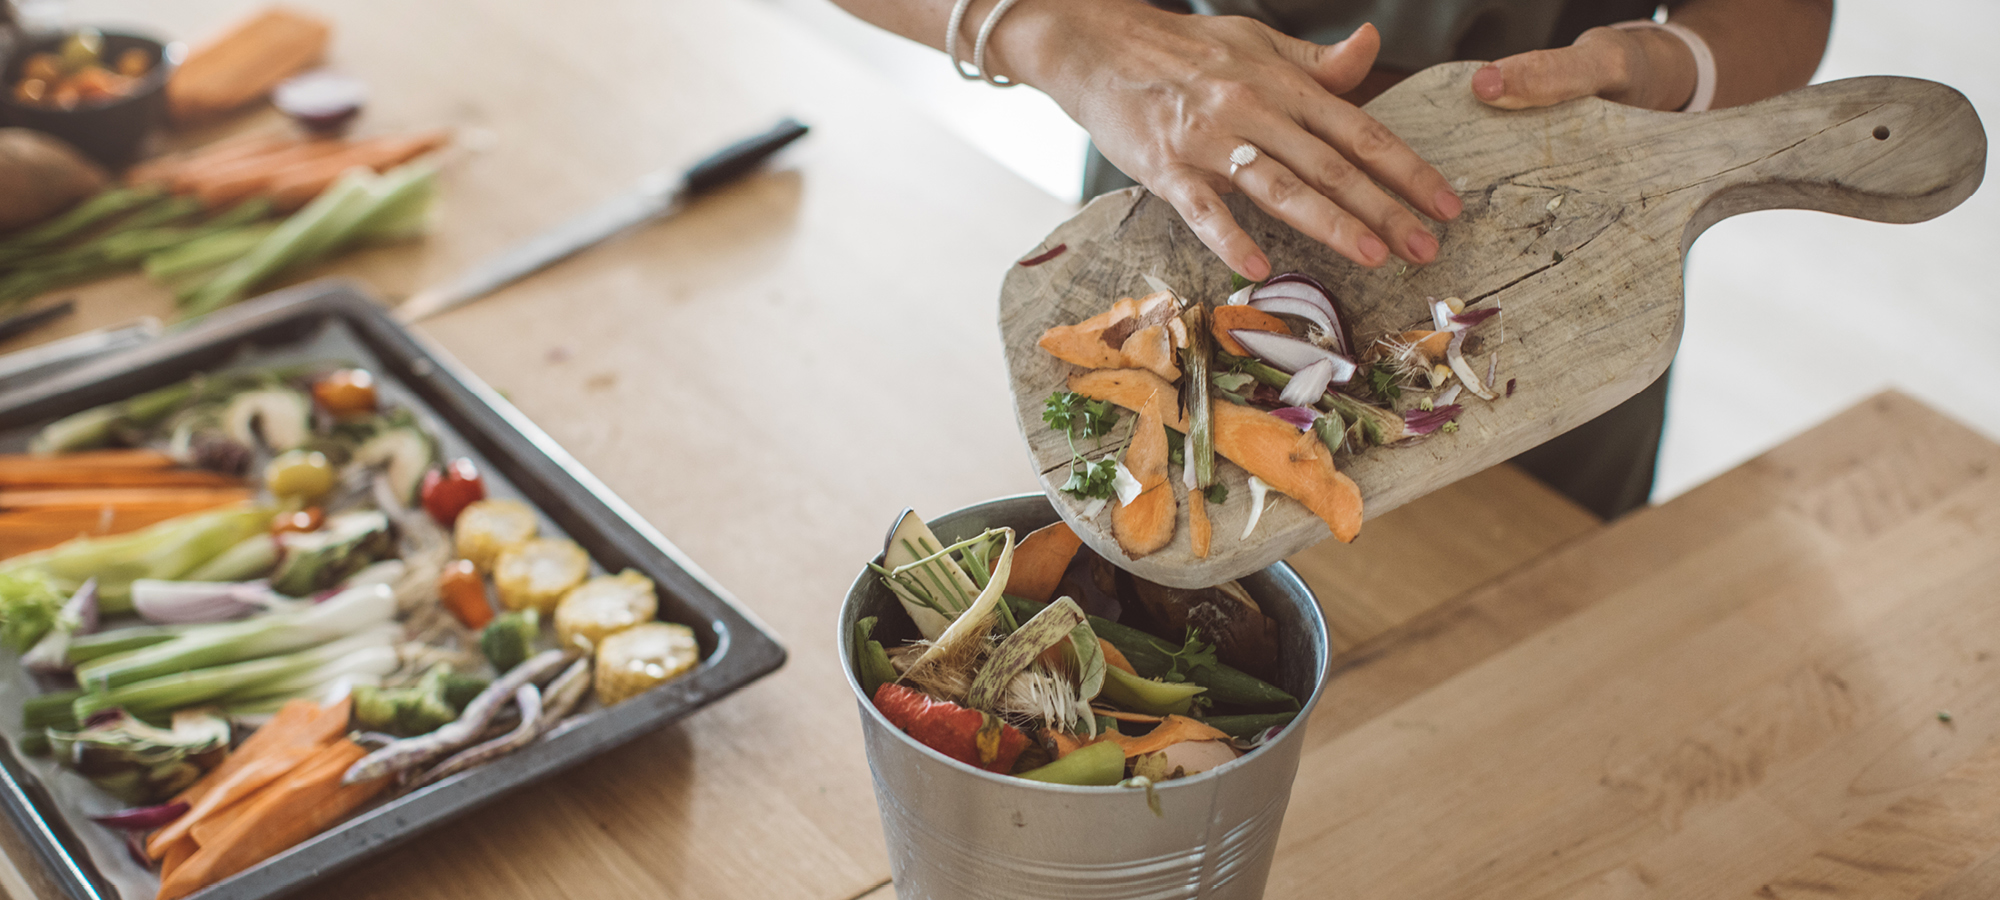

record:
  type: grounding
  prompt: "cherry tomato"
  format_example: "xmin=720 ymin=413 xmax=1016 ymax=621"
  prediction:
xmin=421 ymin=458 xmax=486 ymax=526
xmin=272 ymin=506 xmax=324 ymax=535
xmin=312 ymin=369 xmax=378 ymax=418
xmin=438 ymin=559 xmax=494 ymax=630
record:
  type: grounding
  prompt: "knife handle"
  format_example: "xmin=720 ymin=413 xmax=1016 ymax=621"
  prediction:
xmin=681 ymin=118 xmax=811 ymax=196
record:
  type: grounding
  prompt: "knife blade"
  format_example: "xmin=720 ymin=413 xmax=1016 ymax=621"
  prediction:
xmin=396 ymin=117 xmax=810 ymax=324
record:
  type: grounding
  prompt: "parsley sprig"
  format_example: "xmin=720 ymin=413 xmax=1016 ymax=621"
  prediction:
xmin=1044 ymin=391 xmax=1123 ymax=500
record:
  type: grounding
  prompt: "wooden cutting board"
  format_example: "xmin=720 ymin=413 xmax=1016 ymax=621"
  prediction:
xmin=999 ymin=61 xmax=1986 ymax=588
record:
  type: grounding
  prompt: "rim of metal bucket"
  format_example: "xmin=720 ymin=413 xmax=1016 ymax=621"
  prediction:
xmin=838 ymin=492 xmax=1330 ymax=794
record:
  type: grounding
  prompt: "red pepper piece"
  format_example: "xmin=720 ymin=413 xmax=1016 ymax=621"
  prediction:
xmin=872 ymin=683 xmax=1028 ymax=774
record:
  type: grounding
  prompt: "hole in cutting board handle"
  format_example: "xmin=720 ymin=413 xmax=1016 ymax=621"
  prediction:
xmin=1873 ymin=126 xmax=1891 ymax=140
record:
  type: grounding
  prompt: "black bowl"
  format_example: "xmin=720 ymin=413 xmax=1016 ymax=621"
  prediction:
xmin=1 ymin=29 xmax=179 ymax=169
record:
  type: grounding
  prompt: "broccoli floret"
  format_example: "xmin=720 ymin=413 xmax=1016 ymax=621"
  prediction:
xmin=0 ymin=569 xmax=67 ymax=652
xmin=479 ymin=609 xmax=540 ymax=672
xmin=352 ymin=663 xmax=491 ymax=736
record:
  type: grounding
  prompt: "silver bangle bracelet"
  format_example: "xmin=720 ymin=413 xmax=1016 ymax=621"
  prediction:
xmin=1610 ymin=19 xmax=1717 ymax=112
xmin=946 ymin=0 xmax=1025 ymax=87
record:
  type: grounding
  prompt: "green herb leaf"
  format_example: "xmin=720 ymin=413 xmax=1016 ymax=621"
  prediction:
xmin=1061 ymin=456 xmax=1120 ymax=500
xmin=1202 ymin=482 xmax=1229 ymax=505
xmin=1211 ymin=371 xmax=1255 ymax=407
xmin=1165 ymin=428 xmax=1186 ymax=467
xmin=1229 ymin=272 xmax=1253 ymax=292
xmin=1368 ymin=363 xmax=1403 ymax=402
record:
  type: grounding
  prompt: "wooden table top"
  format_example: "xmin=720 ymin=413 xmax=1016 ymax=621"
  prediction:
xmin=4 ymin=3 xmax=1997 ymax=900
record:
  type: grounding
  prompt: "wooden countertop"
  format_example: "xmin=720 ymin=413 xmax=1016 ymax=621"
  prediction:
xmin=4 ymin=2 xmax=1997 ymax=899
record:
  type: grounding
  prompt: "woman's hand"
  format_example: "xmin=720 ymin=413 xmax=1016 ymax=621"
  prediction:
xmin=1471 ymin=25 xmax=1700 ymax=112
xmin=1022 ymin=8 xmax=1462 ymax=280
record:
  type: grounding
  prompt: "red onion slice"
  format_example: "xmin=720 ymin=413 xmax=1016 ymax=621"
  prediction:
xmin=132 ymin=580 xmax=285 ymax=624
xmin=1269 ymin=406 xmax=1322 ymax=431
xmin=1403 ymin=404 xmax=1464 ymax=436
xmin=1247 ymin=296 xmax=1335 ymax=335
xmin=1278 ymin=359 xmax=1335 ymax=407
xmin=1451 ymin=307 xmax=1500 ymax=328
xmin=93 ymin=801 xmax=190 ymax=831
xmin=1251 ymin=274 xmax=1348 ymax=354
xmin=1229 ymin=330 xmax=1356 ymax=384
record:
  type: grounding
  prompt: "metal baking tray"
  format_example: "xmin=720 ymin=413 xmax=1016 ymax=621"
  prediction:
xmin=0 ymin=280 xmax=787 ymax=900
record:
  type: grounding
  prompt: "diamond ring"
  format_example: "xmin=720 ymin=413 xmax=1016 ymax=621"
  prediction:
xmin=1227 ymin=143 xmax=1260 ymax=177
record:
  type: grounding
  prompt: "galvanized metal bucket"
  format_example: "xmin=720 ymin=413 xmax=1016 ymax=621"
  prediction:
xmin=839 ymin=494 xmax=1329 ymax=900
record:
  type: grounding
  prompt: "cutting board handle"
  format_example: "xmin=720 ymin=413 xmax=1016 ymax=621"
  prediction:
xmin=1677 ymin=76 xmax=1987 ymax=254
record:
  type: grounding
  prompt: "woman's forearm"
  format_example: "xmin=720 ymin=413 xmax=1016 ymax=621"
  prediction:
xmin=1670 ymin=0 xmax=1834 ymax=107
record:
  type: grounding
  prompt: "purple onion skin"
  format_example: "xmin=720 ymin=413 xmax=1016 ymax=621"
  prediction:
xmin=125 ymin=829 xmax=151 ymax=869
xmin=1402 ymin=405 xmax=1465 ymax=436
xmin=94 ymin=800 xmax=190 ymax=831
xmin=1262 ymin=272 xmax=1349 ymax=356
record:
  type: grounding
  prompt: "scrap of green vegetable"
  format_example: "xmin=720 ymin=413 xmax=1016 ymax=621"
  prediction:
xmin=966 ymin=598 xmax=1085 ymax=712
xmin=871 ymin=528 xmax=1010 ymax=631
xmin=852 ymin=617 xmax=899 ymax=698
xmin=1043 ymin=391 xmax=1123 ymax=500
xmin=1220 ymin=351 xmax=1405 ymax=448
xmin=1005 ymin=595 xmax=1297 ymax=712
xmin=1179 ymin=304 xmax=1215 ymax=491
xmin=1156 ymin=629 xmax=1218 ymax=684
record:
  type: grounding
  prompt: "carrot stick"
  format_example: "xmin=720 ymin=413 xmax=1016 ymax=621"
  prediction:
xmin=0 ymin=450 xmax=179 ymax=472
xmin=0 ymin=468 xmax=244 ymax=490
xmin=157 ymin=836 xmax=196 ymax=883
xmin=173 ymin=698 xmax=350 ymax=809
xmin=183 ymin=140 xmax=346 ymax=209
xmin=146 ymin=745 xmax=317 ymax=857
xmin=157 ymin=739 xmax=388 ymax=900
xmin=265 ymin=130 xmax=450 ymax=210
xmin=0 ymin=488 xmax=255 ymax=511
xmin=130 ymin=135 xmax=294 ymax=188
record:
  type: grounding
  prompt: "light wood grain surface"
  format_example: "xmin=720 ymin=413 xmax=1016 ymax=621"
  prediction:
xmin=1000 ymin=64 xmax=1988 ymax=588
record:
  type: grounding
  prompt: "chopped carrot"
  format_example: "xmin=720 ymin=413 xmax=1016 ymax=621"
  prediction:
xmin=1211 ymin=305 xmax=1290 ymax=356
xmin=1211 ymin=402 xmax=1363 ymax=542
xmin=157 ymin=836 xmax=196 ymax=884
xmin=1099 ymin=715 xmax=1231 ymax=758
xmin=1005 ymin=521 xmax=1082 ymax=604
xmin=157 ymin=738 xmax=388 ymax=900
xmin=1065 ymin=369 xmax=1188 ymax=432
xmin=1111 ymin=389 xmax=1176 ymax=559
xmin=146 ymin=745 xmax=316 ymax=858
xmin=184 ymin=140 xmax=346 ymax=208
xmin=1098 ymin=639 xmax=1136 ymax=676
xmin=264 ymin=130 xmax=451 ymax=210
xmin=171 ymin=698 xmax=350 ymax=811
xmin=128 ymin=135 xmax=294 ymax=188
xmin=1396 ymin=329 xmax=1451 ymax=363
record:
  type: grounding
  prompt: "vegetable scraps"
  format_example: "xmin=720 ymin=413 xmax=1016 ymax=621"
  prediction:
xmin=0 ymin=361 xmax=704 ymax=896
xmin=860 ymin=511 xmax=1300 ymax=791
xmin=1036 ymin=269 xmax=1512 ymax=559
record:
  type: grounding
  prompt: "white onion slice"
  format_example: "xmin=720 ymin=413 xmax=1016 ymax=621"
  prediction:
xmin=1230 ymin=330 xmax=1357 ymax=383
xmin=1241 ymin=476 xmax=1273 ymax=540
xmin=1226 ymin=284 xmax=1256 ymax=306
xmin=1430 ymin=297 xmax=1454 ymax=331
xmin=1142 ymin=273 xmax=1180 ymax=300
xmin=1446 ymin=330 xmax=1497 ymax=400
xmin=1436 ymin=383 xmax=1463 ymax=406
xmin=1247 ymin=296 xmax=1335 ymax=334
xmin=1112 ymin=461 xmax=1144 ymax=507
xmin=1080 ymin=497 xmax=1108 ymax=519
xmin=133 ymin=580 xmax=290 ymax=624
xmin=1279 ymin=359 xmax=1335 ymax=407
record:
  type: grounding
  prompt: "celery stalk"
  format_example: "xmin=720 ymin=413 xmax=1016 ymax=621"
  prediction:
xmin=72 ymin=626 xmax=400 ymax=720
xmin=0 ymin=186 xmax=165 ymax=262
xmin=0 ymin=506 xmax=273 ymax=615
xmin=182 ymin=171 xmax=377 ymax=316
xmin=75 ymin=584 xmax=395 ymax=690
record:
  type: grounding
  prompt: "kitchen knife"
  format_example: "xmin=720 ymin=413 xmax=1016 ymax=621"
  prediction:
xmin=396 ymin=117 xmax=810 ymax=324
